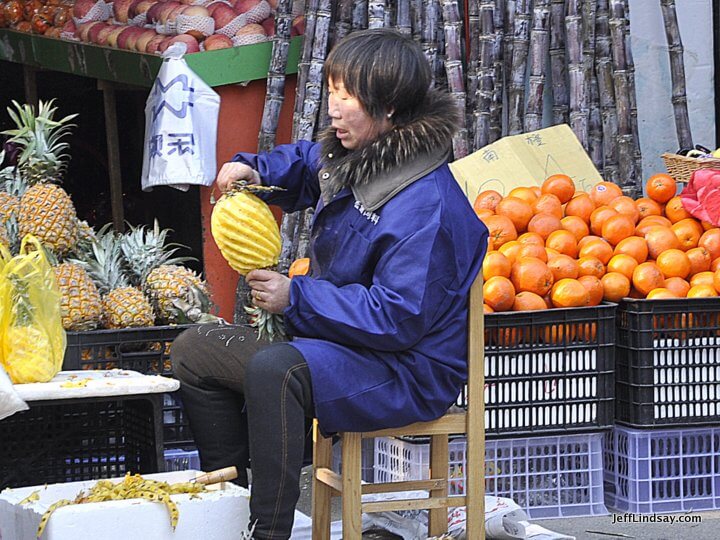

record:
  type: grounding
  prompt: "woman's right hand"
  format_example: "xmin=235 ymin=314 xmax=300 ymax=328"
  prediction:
xmin=215 ymin=162 xmax=261 ymax=193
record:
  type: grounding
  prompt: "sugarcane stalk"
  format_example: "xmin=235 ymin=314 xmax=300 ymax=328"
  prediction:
xmin=385 ymin=0 xmax=396 ymax=27
xmin=396 ymin=0 xmax=412 ymax=33
xmin=434 ymin=0 xmax=447 ymax=88
xmin=549 ymin=0 xmax=568 ymax=125
xmin=292 ymin=0 xmax=319 ymax=142
xmin=489 ymin=0 xmax=505 ymax=143
xmin=353 ymin=0 xmax=369 ymax=29
xmin=442 ymin=0 xmax=469 ymax=158
xmin=467 ymin=0 xmax=480 ymax=139
xmin=502 ymin=0 xmax=516 ymax=131
xmin=474 ymin=0 xmax=495 ymax=148
xmin=368 ymin=0 xmax=386 ymax=28
xmin=660 ymin=0 xmax=692 ymax=150
xmin=524 ymin=0 xmax=550 ymax=133
xmin=507 ymin=0 xmax=531 ymax=134
xmin=595 ymin=0 xmax=618 ymax=183
xmin=582 ymin=0 xmax=602 ymax=168
xmin=257 ymin=0 xmax=294 ymax=153
xmin=623 ymin=0 xmax=641 ymax=180
xmin=411 ymin=0 xmax=423 ymax=38
xmin=566 ymin=0 xmax=587 ymax=148
xmin=334 ymin=0 xmax=354 ymax=43
xmin=421 ymin=0 xmax=441 ymax=88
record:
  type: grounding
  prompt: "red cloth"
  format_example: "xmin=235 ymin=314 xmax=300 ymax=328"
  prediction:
xmin=680 ymin=168 xmax=720 ymax=226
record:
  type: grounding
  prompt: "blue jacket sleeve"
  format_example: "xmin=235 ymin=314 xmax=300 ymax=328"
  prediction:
xmin=283 ymin=220 xmax=480 ymax=351
xmin=231 ymin=141 xmax=322 ymax=213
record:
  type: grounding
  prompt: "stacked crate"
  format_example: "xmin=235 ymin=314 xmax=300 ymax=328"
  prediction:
xmin=606 ymin=298 xmax=720 ymax=513
xmin=374 ymin=303 xmax=616 ymax=518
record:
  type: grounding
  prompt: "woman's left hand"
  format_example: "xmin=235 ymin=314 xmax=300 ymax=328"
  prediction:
xmin=246 ymin=269 xmax=291 ymax=314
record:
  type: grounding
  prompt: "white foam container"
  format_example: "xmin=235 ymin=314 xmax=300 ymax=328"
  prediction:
xmin=0 ymin=470 xmax=249 ymax=540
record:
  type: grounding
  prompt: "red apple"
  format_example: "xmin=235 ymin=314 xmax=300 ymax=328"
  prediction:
xmin=145 ymin=33 xmax=166 ymax=53
xmin=166 ymin=33 xmax=200 ymax=53
xmin=203 ymin=33 xmax=232 ymax=50
xmin=73 ymin=0 xmax=98 ymax=19
xmin=112 ymin=0 xmax=136 ymax=23
xmin=116 ymin=25 xmax=143 ymax=49
xmin=290 ymin=14 xmax=304 ymax=36
xmin=260 ymin=15 xmax=273 ymax=36
xmin=77 ymin=20 xmax=105 ymax=41
xmin=235 ymin=22 xmax=264 ymax=36
xmin=233 ymin=0 xmax=260 ymax=14
xmin=145 ymin=1 xmax=165 ymax=22
xmin=94 ymin=24 xmax=118 ymax=45
xmin=206 ymin=1 xmax=229 ymax=16
xmin=61 ymin=19 xmax=76 ymax=35
xmin=210 ymin=3 xmax=235 ymax=29
xmin=105 ymin=24 xmax=128 ymax=46
xmin=130 ymin=0 xmax=156 ymax=18
xmin=180 ymin=5 xmax=209 ymax=17
xmin=87 ymin=22 xmax=109 ymax=44
xmin=126 ymin=26 xmax=151 ymax=49
xmin=165 ymin=4 xmax=186 ymax=23
xmin=134 ymin=28 xmax=158 ymax=51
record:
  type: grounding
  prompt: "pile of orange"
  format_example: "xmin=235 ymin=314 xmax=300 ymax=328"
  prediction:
xmin=477 ymin=172 xmax=720 ymax=314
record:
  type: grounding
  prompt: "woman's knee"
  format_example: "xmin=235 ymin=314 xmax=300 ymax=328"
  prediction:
xmin=245 ymin=344 xmax=305 ymax=390
xmin=171 ymin=325 xmax=215 ymax=382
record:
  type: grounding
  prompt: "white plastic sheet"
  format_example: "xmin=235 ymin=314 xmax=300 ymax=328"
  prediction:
xmin=0 ymin=364 xmax=27 ymax=421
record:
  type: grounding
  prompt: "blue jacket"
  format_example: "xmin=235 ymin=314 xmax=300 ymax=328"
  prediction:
xmin=234 ymin=93 xmax=488 ymax=433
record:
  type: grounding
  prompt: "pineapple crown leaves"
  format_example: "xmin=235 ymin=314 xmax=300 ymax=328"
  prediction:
xmin=2 ymin=99 xmax=78 ymax=184
xmin=67 ymin=223 xmax=131 ymax=294
xmin=169 ymin=285 xmax=220 ymax=324
xmin=120 ymin=219 xmax=196 ymax=286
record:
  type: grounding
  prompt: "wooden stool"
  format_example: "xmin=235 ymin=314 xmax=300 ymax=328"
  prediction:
xmin=312 ymin=274 xmax=485 ymax=539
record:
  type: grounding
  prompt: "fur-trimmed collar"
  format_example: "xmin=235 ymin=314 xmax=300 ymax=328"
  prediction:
xmin=317 ymin=89 xmax=460 ymax=204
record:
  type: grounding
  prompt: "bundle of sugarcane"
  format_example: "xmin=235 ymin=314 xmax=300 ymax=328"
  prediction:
xmin=507 ymin=0 xmax=531 ymax=135
xmin=524 ymin=0 xmax=551 ymax=133
xmin=442 ymin=0 xmax=469 ymax=158
xmin=549 ymin=0 xmax=568 ymax=126
xmin=595 ymin=0 xmax=619 ymax=184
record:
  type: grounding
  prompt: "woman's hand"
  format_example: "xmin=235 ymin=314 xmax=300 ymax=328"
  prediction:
xmin=216 ymin=162 xmax=261 ymax=193
xmin=247 ymin=269 xmax=291 ymax=314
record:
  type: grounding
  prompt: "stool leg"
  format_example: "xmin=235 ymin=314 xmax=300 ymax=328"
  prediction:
xmin=312 ymin=420 xmax=333 ymax=540
xmin=428 ymin=433 xmax=449 ymax=536
xmin=341 ymin=432 xmax=363 ymax=540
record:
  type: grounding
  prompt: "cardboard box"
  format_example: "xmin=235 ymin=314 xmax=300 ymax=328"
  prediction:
xmin=0 ymin=471 xmax=249 ymax=540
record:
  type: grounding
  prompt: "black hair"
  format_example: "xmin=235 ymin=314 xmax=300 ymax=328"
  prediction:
xmin=323 ymin=28 xmax=432 ymax=123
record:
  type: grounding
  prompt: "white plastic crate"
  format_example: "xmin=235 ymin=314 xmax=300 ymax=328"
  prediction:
xmin=374 ymin=433 xmax=608 ymax=519
xmin=332 ymin=438 xmax=375 ymax=483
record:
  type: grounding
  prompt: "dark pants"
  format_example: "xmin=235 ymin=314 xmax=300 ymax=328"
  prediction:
xmin=171 ymin=323 xmax=315 ymax=540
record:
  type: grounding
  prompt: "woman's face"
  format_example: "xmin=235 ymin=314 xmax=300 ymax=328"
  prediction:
xmin=327 ymin=78 xmax=392 ymax=150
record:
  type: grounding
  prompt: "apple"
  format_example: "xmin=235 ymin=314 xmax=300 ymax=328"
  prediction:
xmin=134 ymin=28 xmax=158 ymax=51
xmin=126 ymin=26 xmax=152 ymax=49
xmin=130 ymin=0 xmax=156 ymax=18
xmin=112 ymin=0 xmax=136 ymax=23
xmin=94 ymin=24 xmax=118 ymax=45
xmin=180 ymin=5 xmax=210 ymax=17
xmin=203 ymin=33 xmax=232 ymax=50
xmin=77 ymin=20 xmax=105 ymax=41
xmin=73 ymin=0 xmax=98 ymax=20
xmin=145 ymin=1 xmax=165 ymax=22
xmin=290 ymin=14 xmax=304 ymax=36
xmin=116 ymin=25 xmax=144 ymax=49
xmin=233 ymin=0 xmax=260 ymax=14
xmin=260 ymin=15 xmax=273 ymax=36
xmin=206 ymin=1 xmax=229 ymax=16
xmin=164 ymin=3 xmax=187 ymax=22
xmin=235 ymin=22 xmax=265 ymax=36
xmin=61 ymin=19 xmax=76 ymax=35
xmin=145 ymin=33 xmax=166 ymax=53
xmin=166 ymin=33 xmax=200 ymax=53
xmin=266 ymin=0 xmax=277 ymax=9
xmin=87 ymin=22 xmax=109 ymax=44
xmin=210 ymin=3 xmax=236 ymax=29
xmin=105 ymin=24 xmax=128 ymax=46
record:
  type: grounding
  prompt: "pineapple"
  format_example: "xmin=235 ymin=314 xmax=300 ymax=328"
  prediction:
xmin=2 ymin=99 xmax=76 ymax=185
xmin=53 ymin=262 xmax=103 ymax=331
xmin=71 ymin=226 xmax=155 ymax=329
xmin=18 ymin=183 xmax=79 ymax=255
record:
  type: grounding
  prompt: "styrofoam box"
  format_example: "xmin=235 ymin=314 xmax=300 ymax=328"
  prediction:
xmin=0 ymin=470 xmax=249 ymax=540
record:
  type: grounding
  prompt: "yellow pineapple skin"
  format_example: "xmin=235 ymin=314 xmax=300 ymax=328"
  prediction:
xmin=102 ymin=287 xmax=155 ymax=329
xmin=54 ymin=262 xmax=103 ymax=331
xmin=145 ymin=264 xmax=208 ymax=323
xmin=0 ymin=192 xmax=19 ymax=223
xmin=19 ymin=184 xmax=78 ymax=255
xmin=211 ymin=191 xmax=281 ymax=275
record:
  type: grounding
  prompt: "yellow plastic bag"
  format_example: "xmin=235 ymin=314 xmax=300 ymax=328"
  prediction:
xmin=0 ymin=235 xmax=66 ymax=384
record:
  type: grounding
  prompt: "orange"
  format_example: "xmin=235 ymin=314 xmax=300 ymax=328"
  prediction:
xmin=482 ymin=214 xmax=518 ymax=248
xmin=601 ymin=214 xmax=636 ymax=246
xmin=664 ymin=196 xmax=691 ymax=223
xmin=578 ymin=235 xmax=604 ymax=250
xmin=508 ymin=187 xmax=539 ymax=206
xmin=590 ymin=206 xmax=619 ymax=236
xmin=483 ymin=303 xmax=494 ymax=313
xmin=547 ymin=253 xmax=580 ymax=281
xmin=702 ymin=220 xmax=715 ymax=231
xmin=483 ymin=276 xmax=516 ymax=311
xmin=510 ymin=256 xmax=554 ymax=296
xmin=545 ymin=229 xmax=578 ymax=258
xmin=578 ymin=275 xmax=604 ymax=306
xmin=655 ymin=249 xmax=691 ymax=279
xmin=687 ymin=284 xmax=718 ymax=298
xmin=512 ymin=291 xmax=547 ymax=311
xmin=686 ymin=247 xmax=712 ymax=275
xmin=636 ymin=216 xmax=673 ymax=236
xmin=532 ymin=193 xmax=564 ymax=219
xmin=613 ymin=236 xmax=649 ymax=264
xmin=607 ymin=254 xmax=639 ymax=279
xmin=578 ymin=238 xmax=614 ymax=265
xmin=517 ymin=232 xmax=545 ymax=246
xmin=517 ymin=243 xmax=548 ymax=262
xmin=699 ymin=229 xmax=720 ymax=260
xmin=577 ymin=256 xmax=606 ymax=279
xmin=551 ymin=278 xmax=589 ymax=308
xmin=690 ymin=271 xmax=715 ymax=288
xmin=663 ymin=277 xmax=690 ymax=297
xmin=541 ymin=174 xmax=575 ymax=204
xmin=609 ymin=196 xmax=640 ymax=224
xmin=498 ymin=240 xmax=522 ymax=264
xmin=588 ymin=181 xmax=623 ymax=207
xmin=473 ymin=190 xmax=503 ymax=212
xmin=561 ymin=215 xmax=590 ymax=242
xmin=646 ymin=288 xmax=678 ymax=299
xmin=635 ymin=197 xmax=663 ymax=219
xmin=495 ymin=196 xmax=534 ymax=233
xmin=564 ymin=193 xmax=595 ymax=223
xmin=483 ymin=251 xmax=512 ymax=280
xmin=712 ymin=258 xmax=720 ymax=272
xmin=288 ymin=258 xmax=310 ymax=277
xmin=475 ymin=208 xmax=494 ymax=221
xmin=601 ymin=272 xmax=631 ymax=302
xmin=632 ymin=262 xmax=665 ymax=296
xmin=527 ymin=213 xmax=562 ymax=240
xmin=713 ymin=268 xmax=720 ymax=294
xmin=646 ymin=173 xmax=677 ymax=204
xmin=644 ymin=226 xmax=681 ymax=260
xmin=671 ymin=218 xmax=703 ymax=251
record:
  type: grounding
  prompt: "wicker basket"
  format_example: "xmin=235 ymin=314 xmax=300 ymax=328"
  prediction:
xmin=661 ymin=152 xmax=720 ymax=183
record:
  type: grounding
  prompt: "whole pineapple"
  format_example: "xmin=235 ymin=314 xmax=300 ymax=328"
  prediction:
xmin=19 ymin=183 xmax=79 ymax=256
xmin=73 ymin=226 xmax=155 ymax=329
xmin=53 ymin=262 xmax=103 ymax=331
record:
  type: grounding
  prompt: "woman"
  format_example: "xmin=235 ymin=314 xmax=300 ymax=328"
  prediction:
xmin=172 ymin=28 xmax=488 ymax=539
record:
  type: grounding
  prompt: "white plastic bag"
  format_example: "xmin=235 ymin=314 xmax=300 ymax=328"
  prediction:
xmin=0 ymin=364 xmax=28 ymax=421
xmin=141 ymin=43 xmax=221 ymax=192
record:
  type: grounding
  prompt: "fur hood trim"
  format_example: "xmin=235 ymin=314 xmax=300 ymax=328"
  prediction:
xmin=317 ymin=90 xmax=460 ymax=195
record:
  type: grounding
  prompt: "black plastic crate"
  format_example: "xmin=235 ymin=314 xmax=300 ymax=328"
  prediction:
xmin=456 ymin=303 xmax=616 ymax=438
xmin=62 ymin=325 xmax=196 ymax=448
xmin=616 ymin=297 xmax=720 ymax=428
xmin=0 ymin=395 xmax=163 ymax=490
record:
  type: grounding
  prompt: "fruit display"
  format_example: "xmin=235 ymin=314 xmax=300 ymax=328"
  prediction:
xmin=0 ymin=0 xmax=306 ymax=53
xmin=476 ymin=172 xmax=720 ymax=313
xmin=0 ymin=99 xmax=215 ymax=330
